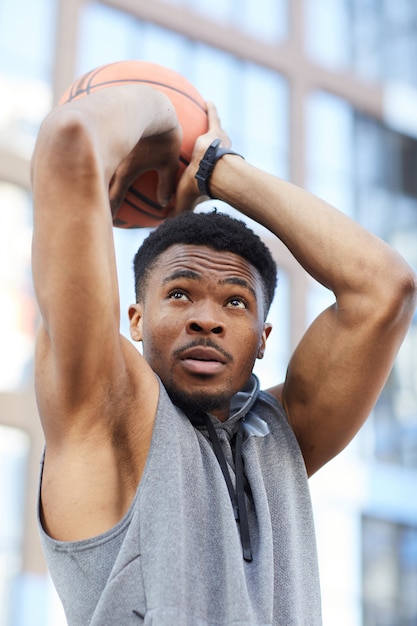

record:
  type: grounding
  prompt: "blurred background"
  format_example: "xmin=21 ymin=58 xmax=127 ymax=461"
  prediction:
xmin=1 ymin=0 xmax=417 ymax=624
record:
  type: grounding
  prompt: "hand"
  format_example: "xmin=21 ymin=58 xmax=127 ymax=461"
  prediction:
xmin=172 ymin=102 xmax=232 ymax=216
xmin=109 ymin=124 xmax=182 ymax=217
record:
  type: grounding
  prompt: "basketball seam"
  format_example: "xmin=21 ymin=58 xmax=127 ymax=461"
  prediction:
xmin=66 ymin=77 xmax=206 ymax=113
xmin=124 ymin=195 xmax=166 ymax=219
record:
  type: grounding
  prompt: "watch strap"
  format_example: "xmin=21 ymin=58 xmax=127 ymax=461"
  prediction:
xmin=195 ymin=138 xmax=243 ymax=198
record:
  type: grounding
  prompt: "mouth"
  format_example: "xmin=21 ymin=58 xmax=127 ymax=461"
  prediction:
xmin=178 ymin=346 xmax=228 ymax=376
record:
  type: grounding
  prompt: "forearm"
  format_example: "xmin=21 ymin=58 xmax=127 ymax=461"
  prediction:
xmin=209 ymin=156 xmax=415 ymax=306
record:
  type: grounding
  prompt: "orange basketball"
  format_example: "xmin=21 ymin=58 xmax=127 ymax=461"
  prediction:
xmin=59 ymin=60 xmax=208 ymax=228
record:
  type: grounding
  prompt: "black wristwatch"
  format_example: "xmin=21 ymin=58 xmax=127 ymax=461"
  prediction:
xmin=195 ymin=138 xmax=244 ymax=198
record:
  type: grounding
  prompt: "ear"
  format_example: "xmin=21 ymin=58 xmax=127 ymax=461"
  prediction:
xmin=257 ymin=323 xmax=272 ymax=359
xmin=128 ymin=303 xmax=144 ymax=342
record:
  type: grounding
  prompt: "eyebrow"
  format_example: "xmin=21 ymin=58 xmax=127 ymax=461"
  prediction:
xmin=162 ymin=269 xmax=201 ymax=284
xmin=162 ymin=270 xmax=257 ymax=299
xmin=219 ymin=277 xmax=257 ymax=299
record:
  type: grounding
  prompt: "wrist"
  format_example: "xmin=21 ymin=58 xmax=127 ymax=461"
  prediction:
xmin=195 ymin=138 xmax=244 ymax=198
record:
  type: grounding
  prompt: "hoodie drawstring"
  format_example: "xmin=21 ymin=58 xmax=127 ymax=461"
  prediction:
xmin=192 ymin=411 xmax=253 ymax=562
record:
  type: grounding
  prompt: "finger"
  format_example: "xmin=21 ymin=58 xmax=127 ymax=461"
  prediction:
xmin=205 ymin=102 xmax=231 ymax=148
xmin=156 ymin=159 xmax=180 ymax=207
xmin=171 ymin=172 xmax=201 ymax=217
xmin=206 ymin=101 xmax=221 ymax=131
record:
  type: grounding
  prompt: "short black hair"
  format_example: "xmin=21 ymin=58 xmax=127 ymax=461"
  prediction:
xmin=133 ymin=210 xmax=277 ymax=317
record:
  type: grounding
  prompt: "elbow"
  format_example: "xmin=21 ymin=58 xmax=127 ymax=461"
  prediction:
xmin=382 ymin=262 xmax=417 ymax=328
xmin=32 ymin=107 xmax=100 ymax=182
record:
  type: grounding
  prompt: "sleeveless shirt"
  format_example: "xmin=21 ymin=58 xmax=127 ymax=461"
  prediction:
xmin=38 ymin=375 xmax=322 ymax=625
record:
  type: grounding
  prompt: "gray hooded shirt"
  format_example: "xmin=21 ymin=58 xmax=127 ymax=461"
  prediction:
xmin=38 ymin=375 xmax=322 ymax=625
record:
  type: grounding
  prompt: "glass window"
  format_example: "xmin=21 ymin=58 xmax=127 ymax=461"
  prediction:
xmin=184 ymin=0 xmax=288 ymax=41
xmin=0 ymin=184 xmax=35 ymax=393
xmin=77 ymin=3 xmax=140 ymax=71
xmin=306 ymin=91 xmax=355 ymax=217
xmin=77 ymin=6 xmax=192 ymax=76
xmin=235 ymin=0 xmax=288 ymax=42
xmin=362 ymin=516 xmax=417 ymax=625
xmin=189 ymin=43 xmax=242 ymax=134
xmin=0 ymin=0 xmax=56 ymax=157
xmin=305 ymin=0 xmax=351 ymax=70
xmin=306 ymin=0 xmax=417 ymax=87
xmin=239 ymin=63 xmax=289 ymax=177
xmin=0 ymin=426 xmax=29 ymax=625
xmin=78 ymin=0 xmax=288 ymax=81
xmin=381 ymin=0 xmax=417 ymax=87
xmin=351 ymin=0 xmax=383 ymax=80
xmin=186 ymin=0 xmax=230 ymax=22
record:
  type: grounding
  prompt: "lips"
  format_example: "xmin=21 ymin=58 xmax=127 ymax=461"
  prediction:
xmin=180 ymin=346 xmax=227 ymax=363
xmin=178 ymin=345 xmax=228 ymax=375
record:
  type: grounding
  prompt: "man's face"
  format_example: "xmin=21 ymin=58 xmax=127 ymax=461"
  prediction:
xmin=129 ymin=244 xmax=271 ymax=421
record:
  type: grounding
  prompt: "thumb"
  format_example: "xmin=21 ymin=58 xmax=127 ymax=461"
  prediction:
xmin=170 ymin=167 xmax=204 ymax=217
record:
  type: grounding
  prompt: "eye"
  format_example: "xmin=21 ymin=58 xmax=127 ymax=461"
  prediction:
xmin=168 ymin=289 xmax=189 ymax=301
xmin=226 ymin=297 xmax=247 ymax=309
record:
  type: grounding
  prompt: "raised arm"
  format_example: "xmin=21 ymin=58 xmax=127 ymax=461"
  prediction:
xmin=32 ymin=85 xmax=180 ymax=430
xmin=178 ymin=103 xmax=417 ymax=476
xmin=32 ymin=85 xmax=180 ymax=539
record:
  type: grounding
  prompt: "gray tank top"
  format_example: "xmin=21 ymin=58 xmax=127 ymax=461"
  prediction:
xmin=38 ymin=375 xmax=322 ymax=625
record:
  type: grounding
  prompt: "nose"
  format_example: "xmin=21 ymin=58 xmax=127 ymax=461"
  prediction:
xmin=186 ymin=302 xmax=225 ymax=336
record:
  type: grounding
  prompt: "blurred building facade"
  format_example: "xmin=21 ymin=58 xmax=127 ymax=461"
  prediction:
xmin=0 ymin=0 xmax=416 ymax=624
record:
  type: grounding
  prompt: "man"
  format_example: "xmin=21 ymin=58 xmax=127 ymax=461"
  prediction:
xmin=31 ymin=84 xmax=416 ymax=625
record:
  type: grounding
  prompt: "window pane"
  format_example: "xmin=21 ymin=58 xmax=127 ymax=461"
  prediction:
xmin=78 ymin=4 xmax=192 ymax=77
xmin=186 ymin=0 xmax=230 ymax=22
xmin=77 ymin=3 xmax=139 ymax=71
xmin=351 ymin=0 xmax=382 ymax=80
xmin=186 ymin=0 xmax=288 ymax=41
xmin=236 ymin=0 xmax=288 ymax=42
xmin=190 ymin=43 xmax=242 ymax=134
xmin=239 ymin=63 xmax=289 ymax=177
xmin=0 ymin=0 xmax=56 ymax=157
xmin=0 ymin=184 xmax=35 ymax=392
xmin=0 ymin=426 xmax=29 ymax=624
xmin=305 ymin=0 xmax=351 ymax=70
xmin=363 ymin=517 xmax=417 ymax=625
xmin=306 ymin=91 xmax=355 ymax=217
xmin=306 ymin=0 xmax=417 ymax=87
